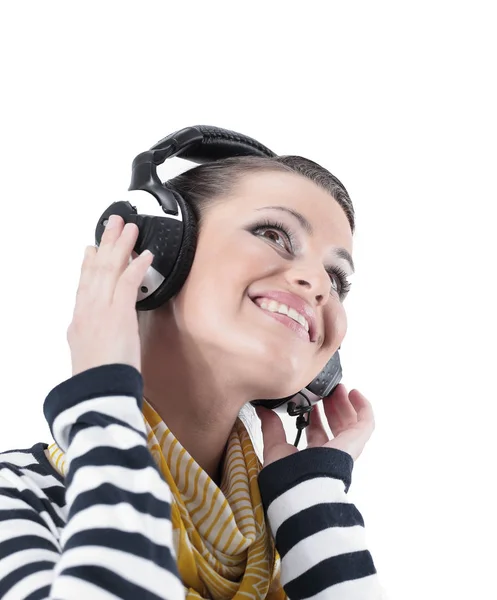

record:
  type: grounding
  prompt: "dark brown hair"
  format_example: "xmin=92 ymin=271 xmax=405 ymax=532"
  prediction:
xmin=168 ymin=155 xmax=355 ymax=233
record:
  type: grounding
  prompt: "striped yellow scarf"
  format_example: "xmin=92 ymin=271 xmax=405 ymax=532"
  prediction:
xmin=46 ymin=398 xmax=287 ymax=600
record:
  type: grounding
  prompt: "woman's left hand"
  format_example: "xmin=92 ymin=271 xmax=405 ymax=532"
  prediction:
xmin=255 ymin=384 xmax=375 ymax=468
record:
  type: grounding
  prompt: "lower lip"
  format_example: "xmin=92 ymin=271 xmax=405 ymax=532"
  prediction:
xmin=253 ymin=302 xmax=310 ymax=341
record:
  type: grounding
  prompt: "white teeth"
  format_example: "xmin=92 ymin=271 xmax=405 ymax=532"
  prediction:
xmin=297 ymin=313 xmax=307 ymax=329
xmin=267 ymin=300 xmax=279 ymax=312
xmin=257 ymin=299 xmax=309 ymax=332
xmin=288 ymin=307 xmax=300 ymax=323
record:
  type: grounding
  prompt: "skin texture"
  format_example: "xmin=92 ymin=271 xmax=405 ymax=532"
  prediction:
xmin=137 ymin=170 xmax=355 ymax=482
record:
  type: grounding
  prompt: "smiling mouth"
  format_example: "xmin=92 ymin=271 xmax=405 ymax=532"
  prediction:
xmin=251 ymin=298 xmax=311 ymax=341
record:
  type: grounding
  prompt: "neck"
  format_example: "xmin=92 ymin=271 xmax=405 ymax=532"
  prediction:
xmin=142 ymin=386 xmax=236 ymax=484
xmin=140 ymin=326 xmax=247 ymax=484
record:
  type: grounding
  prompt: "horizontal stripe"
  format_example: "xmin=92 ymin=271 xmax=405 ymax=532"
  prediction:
xmin=0 ymin=519 xmax=59 ymax=546
xmin=23 ymin=583 xmax=50 ymax=600
xmin=284 ymin=550 xmax=377 ymax=598
xmin=280 ymin=525 xmax=370 ymax=584
xmin=301 ymin=573 xmax=383 ymax=600
xmin=67 ymin=412 xmax=148 ymax=448
xmin=275 ymin=502 xmax=365 ymax=557
xmin=51 ymin=570 xmax=163 ymax=600
xmin=0 ymin=535 xmax=60 ymax=559
xmin=70 ymin=482 xmax=171 ymax=520
xmin=0 ymin=451 xmax=41 ymax=466
xmin=51 ymin=395 xmax=145 ymax=451
xmin=64 ymin=528 xmax=176 ymax=572
xmin=53 ymin=545 xmax=183 ymax=598
xmin=66 ymin=443 xmax=158 ymax=478
xmin=59 ymin=503 xmax=173 ymax=548
xmin=43 ymin=363 xmax=143 ymax=425
xmin=0 ymin=548 xmax=58 ymax=583
xmin=64 ymin=463 xmax=171 ymax=507
xmin=258 ymin=446 xmax=353 ymax=508
xmin=0 ymin=475 xmax=64 ymax=510
xmin=267 ymin=476 xmax=350 ymax=533
xmin=66 ymin=421 xmax=151 ymax=460
xmin=2 ymin=561 xmax=53 ymax=600
xmin=0 ymin=508 xmax=47 ymax=526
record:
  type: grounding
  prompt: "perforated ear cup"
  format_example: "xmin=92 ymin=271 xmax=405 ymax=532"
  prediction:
xmin=136 ymin=189 xmax=198 ymax=311
xmin=306 ymin=352 xmax=342 ymax=397
xmin=251 ymin=351 xmax=342 ymax=409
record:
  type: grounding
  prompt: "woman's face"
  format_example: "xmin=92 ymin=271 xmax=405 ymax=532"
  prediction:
xmin=169 ymin=170 xmax=354 ymax=400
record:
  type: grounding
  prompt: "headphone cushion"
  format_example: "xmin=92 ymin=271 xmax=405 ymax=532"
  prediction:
xmin=169 ymin=193 xmax=198 ymax=295
xmin=145 ymin=188 xmax=197 ymax=308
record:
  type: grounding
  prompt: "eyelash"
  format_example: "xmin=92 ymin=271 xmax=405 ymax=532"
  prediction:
xmin=251 ymin=218 xmax=352 ymax=300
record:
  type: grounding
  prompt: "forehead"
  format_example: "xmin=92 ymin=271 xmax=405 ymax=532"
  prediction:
xmin=221 ymin=170 xmax=353 ymax=253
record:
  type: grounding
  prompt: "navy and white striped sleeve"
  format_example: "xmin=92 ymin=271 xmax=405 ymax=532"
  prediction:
xmin=258 ymin=447 xmax=383 ymax=600
xmin=0 ymin=363 xmax=184 ymax=600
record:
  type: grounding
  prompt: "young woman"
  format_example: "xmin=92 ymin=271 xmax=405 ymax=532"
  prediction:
xmin=0 ymin=130 xmax=382 ymax=599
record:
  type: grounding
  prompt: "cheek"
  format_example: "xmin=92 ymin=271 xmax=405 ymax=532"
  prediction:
xmin=323 ymin=301 xmax=347 ymax=348
xmin=171 ymin=240 xmax=243 ymax=330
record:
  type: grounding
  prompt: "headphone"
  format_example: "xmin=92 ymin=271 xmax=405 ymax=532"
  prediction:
xmin=94 ymin=125 xmax=343 ymax=444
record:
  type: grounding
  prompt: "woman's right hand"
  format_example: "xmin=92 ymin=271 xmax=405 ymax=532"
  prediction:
xmin=256 ymin=384 xmax=375 ymax=466
xmin=67 ymin=214 xmax=154 ymax=376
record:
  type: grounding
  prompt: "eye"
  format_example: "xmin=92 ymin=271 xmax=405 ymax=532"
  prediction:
xmin=260 ymin=228 xmax=287 ymax=249
xmin=252 ymin=221 xmax=294 ymax=252
xmin=327 ymin=265 xmax=352 ymax=300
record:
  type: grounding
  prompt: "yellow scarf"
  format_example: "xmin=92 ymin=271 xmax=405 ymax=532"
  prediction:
xmin=46 ymin=398 xmax=287 ymax=600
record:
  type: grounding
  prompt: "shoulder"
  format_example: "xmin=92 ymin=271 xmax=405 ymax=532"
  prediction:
xmin=0 ymin=442 xmax=66 ymax=508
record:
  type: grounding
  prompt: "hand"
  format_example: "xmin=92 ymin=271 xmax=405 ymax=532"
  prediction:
xmin=255 ymin=384 xmax=375 ymax=467
xmin=67 ymin=214 xmax=154 ymax=376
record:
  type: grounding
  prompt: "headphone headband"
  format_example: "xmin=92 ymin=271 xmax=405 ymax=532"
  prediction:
xmin=129 ymin=125 xmax=277 ymax=215
xmin=150 ymin=125 xmax=277 ymax=164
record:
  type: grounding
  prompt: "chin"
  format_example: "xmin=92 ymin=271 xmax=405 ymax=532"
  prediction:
xmin=178 ymin=313 xmax=321 ymax=397
xmin=241 ymin=354 xmax=315 ymax=401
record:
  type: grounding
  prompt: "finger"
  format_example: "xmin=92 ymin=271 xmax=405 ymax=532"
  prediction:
xmin=112 ymin=220 xmax=141 ymax=262
xmin=92 ymin=223 xmax=141 ymax=303
xmin=97 ymin=214 xmax=126 ymax=253
xmin=100 ymin=221 xmax=140 ymax=271
xmin=113 ymin=249 xmax=154 ymax=309
xmin=75 ymin=245 xmax=97 ymax=299
xmin=255 ymin=406 xmax=287 ymax=462
xmin=349 ymin=389 xmax=375 ymax=434
xmin=323 ymin=384 xmax=358 ymax=436
xmin=305 ymin=405 xmax=329 ymax=447
xmin=334 ymin=391 xmax=375 ymax=459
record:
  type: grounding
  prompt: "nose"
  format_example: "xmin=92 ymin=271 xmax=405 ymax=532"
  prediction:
xmin=285 ymin=262 xmax=330 ymax=307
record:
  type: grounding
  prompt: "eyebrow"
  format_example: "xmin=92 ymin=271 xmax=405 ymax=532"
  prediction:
xmin=256 ymin=205 xmax=355 ymax=274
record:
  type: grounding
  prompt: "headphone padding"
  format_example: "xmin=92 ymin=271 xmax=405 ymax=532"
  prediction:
xmin=177 ymin=125 xmax=276 ymax=163
xmin=140 ymin=188 xmax=198 ymax=309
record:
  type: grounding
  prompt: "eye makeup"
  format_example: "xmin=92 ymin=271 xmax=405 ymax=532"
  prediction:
xmin=248 ymin=218 xmax=352 ymax=300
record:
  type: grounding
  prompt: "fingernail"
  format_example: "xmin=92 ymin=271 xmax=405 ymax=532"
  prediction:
xmin=106 ymin=215 xmax=118 ymax=229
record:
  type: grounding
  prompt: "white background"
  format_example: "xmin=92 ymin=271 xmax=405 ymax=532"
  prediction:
xmin=0 ymin=2 xmax=496 ymax=599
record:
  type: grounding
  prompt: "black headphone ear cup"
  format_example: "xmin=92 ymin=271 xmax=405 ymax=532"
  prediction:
xmin=139 ymin=191 xmax=198 ymax=309
xmin=163 ymin=193 xmax=198 ymax=297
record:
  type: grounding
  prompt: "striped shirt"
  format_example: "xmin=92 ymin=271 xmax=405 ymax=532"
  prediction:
xmin=0 ymin=364 xmax=382 ymax=599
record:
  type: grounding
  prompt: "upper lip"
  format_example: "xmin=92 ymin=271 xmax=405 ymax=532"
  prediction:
xmin=250 ymin=290 xmax=318 ymax=342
